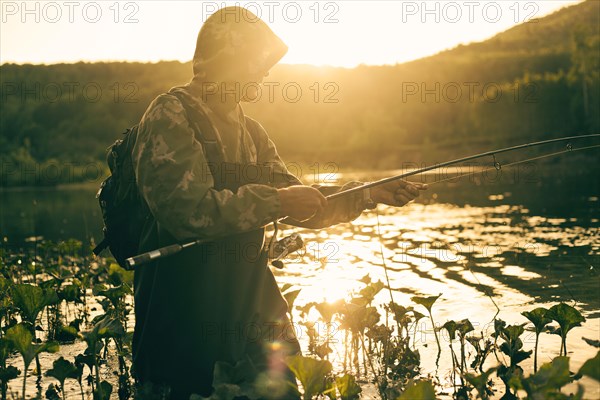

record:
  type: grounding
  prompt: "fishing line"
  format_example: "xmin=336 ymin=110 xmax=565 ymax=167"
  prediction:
xmin=580 ymin=256 xmax=599 ymax=277
xmin=326 ymin=134 xmax=600 ymax=201
xmin=375 ymin=210 xmax=396 ymax=307
xmin=413 ymin=144 xmax=600 ymax=187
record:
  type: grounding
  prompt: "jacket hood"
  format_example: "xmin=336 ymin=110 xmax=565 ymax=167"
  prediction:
xmin=192 ymin=6 xmax=288 ymax=82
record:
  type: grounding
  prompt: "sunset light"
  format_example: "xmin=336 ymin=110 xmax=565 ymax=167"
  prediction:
xmin=1 ymin=1 xmax=582 ymax=66
xmin=1 ymin=1 xmax=599 ymax=399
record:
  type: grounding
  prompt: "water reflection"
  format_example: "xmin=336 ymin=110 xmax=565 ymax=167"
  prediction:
xmin=1 ymin=174 xmax=599 ymax=398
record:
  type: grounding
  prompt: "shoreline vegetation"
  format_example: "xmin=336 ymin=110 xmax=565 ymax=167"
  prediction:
xmin=1 ymin=1 xmax=599 ymax=187
xmin=0 ymin=240 xmax=598 ymax=399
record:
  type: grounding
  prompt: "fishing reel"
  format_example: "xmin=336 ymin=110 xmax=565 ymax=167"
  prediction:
xmin=268 ymin=233 xmax=304 ymax=269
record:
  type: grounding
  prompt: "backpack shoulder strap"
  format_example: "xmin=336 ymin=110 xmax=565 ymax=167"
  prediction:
xmin=244 ymin=116 xmax=264 ymax=151
xmin=168 ymin=89 xmax=225 ymax=170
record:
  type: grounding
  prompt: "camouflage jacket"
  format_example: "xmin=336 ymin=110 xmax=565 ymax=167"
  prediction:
xmin=132 ymin=82 xmax=369 ymax=243
xmin=130 ymin=82 xmax=370 ymax=395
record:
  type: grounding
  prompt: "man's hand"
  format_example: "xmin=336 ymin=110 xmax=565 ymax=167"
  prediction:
xmin=278 ymin=186 xmax=327 ymax=221
xmin=370 ymin=180 xmax=427 ymax=207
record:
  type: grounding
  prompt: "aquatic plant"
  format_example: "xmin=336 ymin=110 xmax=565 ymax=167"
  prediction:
xmin=285 ymin=354 xmax=333 ymax=400
xmin=510 ymin=356 xmax=580 ymax=399
xmin=464 ymin=367 xmax=496 ymax=400
xmin=411 ymin=294 xmax=442 ymax=357
xmin=521 ymin=307 xmax=551 ymax=373
xmin=546 ymin=303 xmax=586 ymax=356
xmin=45 ymin=356 xmax=81 ymax=399
xmin=493 ymin=320 xmax=532 ymax=398
xmin=5 ymin=324 xmax=59 ymax=400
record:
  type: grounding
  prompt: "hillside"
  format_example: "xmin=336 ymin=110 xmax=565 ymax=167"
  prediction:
xmin=0 ymin=0 xmax=598 ymax=186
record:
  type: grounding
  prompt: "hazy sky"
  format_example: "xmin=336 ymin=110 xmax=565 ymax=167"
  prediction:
xmin=0 ymin=0 xmax=583 ymax=66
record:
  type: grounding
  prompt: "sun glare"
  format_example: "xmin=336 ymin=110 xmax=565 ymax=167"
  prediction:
xmin=0 ymin=1 xmax=582 ymax=66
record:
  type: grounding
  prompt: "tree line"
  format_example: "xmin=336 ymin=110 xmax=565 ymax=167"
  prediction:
xmin=1 ymin=0 xmax=598 ymax=186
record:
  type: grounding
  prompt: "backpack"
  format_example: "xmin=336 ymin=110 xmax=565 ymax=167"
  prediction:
xmin=92 ymin=124 xmax=144 ymax=268
xmin=92 ymin=90 xmax=265 ymax=269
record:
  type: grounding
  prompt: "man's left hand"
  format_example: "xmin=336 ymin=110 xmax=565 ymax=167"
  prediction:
xmin=370 ymin=180 xmax=428 ymax=207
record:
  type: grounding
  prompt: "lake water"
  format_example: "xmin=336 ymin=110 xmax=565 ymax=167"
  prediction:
xmin=1 ymin=167 xmax=599 ymax=398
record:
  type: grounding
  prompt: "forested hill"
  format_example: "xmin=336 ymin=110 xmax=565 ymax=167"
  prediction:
xmin=1 ymin=0 xmax=598 ymax=186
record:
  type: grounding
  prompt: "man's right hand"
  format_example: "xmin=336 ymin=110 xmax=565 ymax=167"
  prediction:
xmin=277 ymin=186 xmax=327 ymax=221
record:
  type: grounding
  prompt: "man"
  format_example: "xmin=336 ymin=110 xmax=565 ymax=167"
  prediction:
xmin=132 ymin=6 xmax=426 ymax=399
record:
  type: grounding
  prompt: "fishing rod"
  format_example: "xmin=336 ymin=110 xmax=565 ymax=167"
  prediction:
xmin=124 ymin=133 xmax=599 ymax=268
xmin=326 ymin=134 xmax=600 ymax=200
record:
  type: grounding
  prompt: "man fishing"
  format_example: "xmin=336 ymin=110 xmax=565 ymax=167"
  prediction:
xmin=131 ymin=6 xmax=426 ymax=399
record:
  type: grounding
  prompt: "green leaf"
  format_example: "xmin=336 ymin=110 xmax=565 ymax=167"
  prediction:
xmin=359 ymin=280 xmax=384 ymax=303
xmin=335 ymin=374 xmax=361 ymax=400
xmin=46 ymin=356 xmax=80 ymax=387
xmin=11 ymin=284 xmax=58 ymax=324
xmin=56 ymin=325 xmax=80 ymax=343
xmin=457 ymin=319 xmax=474 ymax=337
xmin=464 ymin=367 xmax=496 ymax=400
xmin=88 ymin=317 xmax=124 ymax=340
xmin=75 ymin=352 xmax=95 ymax=375
xmin=5 ymin=324 xmax=59 ymax=370
xmin=315 ymin=300 xmax=344 ymax=323
xmin=513 ymin=350 xmax=533 ymax=365
xmin=411 ymin=294 xmax=441 ymax=313
xmin=503 ymin=324 xmax=526 ymax=342
xmin=493 ymin=318 xmax=506 ymax=338
xmin=547 ymin=303 xmax=586 ymax=337
xmin=92 ymin=284 xmax=131 ymax=307
xmin=107 ymin=263 xmax=134 ymax=286
xmin=84 ymin=317 xmax=125 ymax=353
xmin=285 ymin=355 xmax=332 ymax=399
xmin=412 ymin=310 xmax=426 ymax=323
xmin=397 ymin=380 xmax=436 ymax=400
xmin=283 ymin=289 xmax=301 ymax=315
xmin=442 ymin=320 xmax=458 ymax=341
xmin=387 ymin=303 xmax=412 ymax=324
xmin=522 ymin=307 xmax=551 ymax=335
xmin=578 ymin=351 xmax=599 ymax=382
xmin=45 ymin=383 xmax=61 ymax=400
xmin=58 ymin=283 xmax=83 ymax=303
xmin=0 ymin=365 xmax=20 ymax=384
xmin=520 ymin=356 xmax=572 ymax=396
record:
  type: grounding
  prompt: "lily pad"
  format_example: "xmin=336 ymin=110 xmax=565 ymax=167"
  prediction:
xmin=335 ymin=374 xmax=361 ymax=400
xmin=46 ymin=356 xmax=80 ymax=390
xmin=522 ymin=307 xmax=551 ymax=335
xmin=456 ymin=319 xmax=474 ymax=337
xmin=547 ymin=303 xmax=585 ymax=335
xmin=5 ymin=324 xmax=59 ymax=370
xmin=11 ymin=283 xmax=59 ymax=324
xmin=285 ymin=354 xmax=332 ymax=400
xmin=411 ymin=294 xmax=441 ymax=313
xmin=518 ymin=356 xmax=573 ymax=396
xmin=442 ymin=320 xmax=458 ymax=341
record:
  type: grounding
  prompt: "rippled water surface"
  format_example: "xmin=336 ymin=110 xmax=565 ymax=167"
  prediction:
xmin=1 ymin=170 xmax=599 ymax=398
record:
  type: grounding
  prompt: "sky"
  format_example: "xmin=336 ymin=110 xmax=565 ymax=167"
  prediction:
xmin=0 ymin=0 xmax=584 ymax=67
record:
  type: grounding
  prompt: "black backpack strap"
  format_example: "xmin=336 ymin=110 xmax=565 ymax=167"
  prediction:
xmin=168 ymin=89 xmax=225 ymax=175
xmin=244 ymin=116 xmax=263 ymax=151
